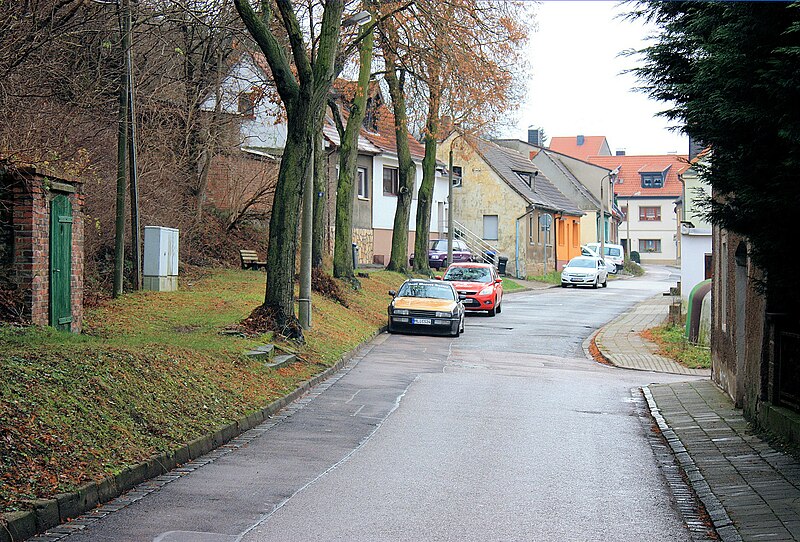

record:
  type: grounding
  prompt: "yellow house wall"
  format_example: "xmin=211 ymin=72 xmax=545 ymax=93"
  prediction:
xmin=439 ymin=134 xmax=563 ymax=277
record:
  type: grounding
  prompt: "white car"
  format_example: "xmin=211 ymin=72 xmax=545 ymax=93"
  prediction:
xmin=561 ymin=256 xmax=608 ymax=289
xmin=581 ymin=245 xmax=615 ymax=274
xmin=584 ymin=243 xmax=624 ymax=273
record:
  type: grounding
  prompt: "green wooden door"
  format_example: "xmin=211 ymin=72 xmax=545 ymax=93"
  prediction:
xmin=50 ymin=194 xmax=73 ymax=331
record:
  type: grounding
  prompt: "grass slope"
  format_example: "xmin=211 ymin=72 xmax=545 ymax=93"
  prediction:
xmin=0 ymin=269 xmax=405 ymax=513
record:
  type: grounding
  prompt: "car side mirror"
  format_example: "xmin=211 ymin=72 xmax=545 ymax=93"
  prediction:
xmin=388 ymin=290 xmax=396 ymax=297
xmin=434 ymin=276 xmax=442 ymax=280
xmin=495 ymin=278 xmax=502 ymax=284
xmin=458 ymin=294 xmax=467 ymax=301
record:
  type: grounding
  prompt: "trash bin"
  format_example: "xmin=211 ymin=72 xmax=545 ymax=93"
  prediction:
xmin=497 ymin=256 xmax=509 ymax=275
xmin=352 ymin=243 xmax=359 ymax=269
xmin=483 ymin=250 xmax=497 ymax=265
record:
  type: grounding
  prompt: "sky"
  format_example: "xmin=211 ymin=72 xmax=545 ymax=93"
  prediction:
xmin=502 ymin=1 xmax=689 ymax=156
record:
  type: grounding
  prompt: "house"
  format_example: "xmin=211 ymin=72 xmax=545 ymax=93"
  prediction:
xmin=198 ymin=50 xmax=282 ymax=227
xmin=352 ymin=95 xmax=449 ymax=265
xmin=438 ymin=134 xmax=584 ymax=277
xmin=549 ymin=135 xmax=612 ymax=161
xmin=588 ymin=154 xmax=688 ymax=265
xmin=677 ymin=149 xmax=712 ymax=301
xmin=494 ymin=138 xmax=622 ymax=249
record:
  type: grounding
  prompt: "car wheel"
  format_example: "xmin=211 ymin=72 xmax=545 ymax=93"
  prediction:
xmin=496 ymin=300 xmax=502 ymax=314
xmin=592 ymin=278 xmax=598 ymax=289
xmin=561 ymin=283 xmax=567 ymax=288
xmin=488 ymin=300 xmax=497 ymax=317
xmin=602 ymin=277 xmax=608 ymax=288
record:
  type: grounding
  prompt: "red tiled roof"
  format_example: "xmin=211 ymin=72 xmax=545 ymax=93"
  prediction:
xmin=549 ymin=136 xmax=610 ymax=161
xmin=361 ymin=104 xmax=426 ymax=161
xmin=587 ymin=154 xmax=689 ymax=197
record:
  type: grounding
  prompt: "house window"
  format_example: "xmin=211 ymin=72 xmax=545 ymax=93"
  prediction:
xmin=238 ymin=91 xmax=257 ymax=118
xmin=641 ymin=173 xmax=664 ymax=188
xmin=639 ymin=206 xmax=661 ymax=221
xmin=621 ymin=205 xmax=628 ymax=219
xmin=383 ymin=166 xmax=399 ymax=196
xmin=639 ymin=239 xmax=662 ymax=253
xmin=452 ymin=165 xmax=463 ymax=187
xmin=357 ymin=167 xmax=369 ymax=199
xmin=528 ymin=215 xmax=535 ymax=245
xmin=483 ymin=215 xmax=498 ymax=241
xmin=557 ymin=219 xmax=565 ymax=246
xmin=572 ymin=222 xmax=579 ymax=248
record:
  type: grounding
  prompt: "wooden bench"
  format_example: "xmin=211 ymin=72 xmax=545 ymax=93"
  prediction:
xmin=239 ymin=249 xmax=267 ymax=270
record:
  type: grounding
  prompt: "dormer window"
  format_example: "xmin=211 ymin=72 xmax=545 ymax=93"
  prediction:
xmin=640 ymin=172 xmax=664 ymax=188
xmin=515 ymin=171 xmax=533 ymax=188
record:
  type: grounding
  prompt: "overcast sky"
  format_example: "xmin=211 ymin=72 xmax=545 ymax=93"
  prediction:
xmin=501 ymin=1 xmax=689 ymax=156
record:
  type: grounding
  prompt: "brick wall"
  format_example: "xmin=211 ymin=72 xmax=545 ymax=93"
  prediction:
xmin=5 ymin=168 xmax=84 ymax=332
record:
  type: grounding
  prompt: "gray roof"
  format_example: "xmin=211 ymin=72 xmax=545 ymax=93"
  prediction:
xmin=541 ymin=150 xmax=602 ymax=209
xmin=471 ymin=138 xmax=584 ymax=216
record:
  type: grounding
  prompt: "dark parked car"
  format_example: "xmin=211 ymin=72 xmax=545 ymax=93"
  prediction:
xmin=427 ymin=239 xmax=473 ymax=270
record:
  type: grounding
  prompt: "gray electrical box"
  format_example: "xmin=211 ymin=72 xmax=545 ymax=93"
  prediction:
xmin=143 ymin=226 xmax=179 ymax=291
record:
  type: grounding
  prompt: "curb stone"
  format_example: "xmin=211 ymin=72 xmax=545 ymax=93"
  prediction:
xmin=642 ymin=385 xmax=742 ymax=542
xmin=2 ymin=325 xmax=388 ymax=542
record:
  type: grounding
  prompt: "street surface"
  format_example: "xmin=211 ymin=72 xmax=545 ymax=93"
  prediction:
xmin=61 ymin=266 xmax=702 ymax=542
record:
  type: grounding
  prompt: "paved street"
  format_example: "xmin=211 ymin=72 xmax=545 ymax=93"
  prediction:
xmin=49 ymin=267 xmax=706 ymax=541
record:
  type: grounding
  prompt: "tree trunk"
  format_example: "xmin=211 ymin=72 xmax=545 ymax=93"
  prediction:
xmin=413 ymin=85 xmax=440 ymax=274
xmin=385 ymin=67 xmax=415 ymax=273
xmin=333 ymin=29 xmax=373 ymax=279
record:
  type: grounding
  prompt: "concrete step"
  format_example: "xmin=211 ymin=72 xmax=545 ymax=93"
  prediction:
xmin=244 ymin=344 xmax=275 ymax=361
xmin=265 ymin=354 xmax=297 ymax=369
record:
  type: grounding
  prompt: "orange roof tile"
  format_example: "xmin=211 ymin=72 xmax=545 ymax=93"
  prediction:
xmin=361 ymin=104 xmax=426 ymax=161
xmin=587 ymin=154 xmax=689 ymax=197
xmin=549 ymin=136 xmax=611 ymax=161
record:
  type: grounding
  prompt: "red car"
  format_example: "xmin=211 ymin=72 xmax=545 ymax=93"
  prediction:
xmin=440 ymin=262 xmax=503 ymax=316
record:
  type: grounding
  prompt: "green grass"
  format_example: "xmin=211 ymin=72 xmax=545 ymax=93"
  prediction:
xmin=645 ymin=323 xmax=711 ymax=369
xmin=0 ymin=268 xmax=405 ymax=513
xmin=500 ymin=277 xmax=525 ymax=292
xmin=526 ymin=270 xmax=562 ymax=284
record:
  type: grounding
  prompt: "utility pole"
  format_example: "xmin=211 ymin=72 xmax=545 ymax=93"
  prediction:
xmin=113 ymin=0 xmax=130 ymax=298
xmin=126 ymin=2 xmax=141 ymax=291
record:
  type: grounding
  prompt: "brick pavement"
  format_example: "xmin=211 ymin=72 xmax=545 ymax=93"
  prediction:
xmin=593 ymin=294 xmax=709 ymax=376
xmin=593 ymin=293 xmax=800 ymax=540
xmin=646 ymin=381 xmax=800 ymax=542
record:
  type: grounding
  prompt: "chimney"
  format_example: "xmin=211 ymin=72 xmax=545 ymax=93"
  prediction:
xmin=576 ymin=135 xmax=585 ymax=146
xmin=527 ymin=126 xmax=542 ymax=146
xmin=688 ymin=136 xmax=703 ymax=161
xmin=615 ymin=149 xmax=626 ymax=156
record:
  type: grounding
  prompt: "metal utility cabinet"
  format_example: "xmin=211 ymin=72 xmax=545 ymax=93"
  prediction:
xmin=143 ymin=226 xmax=179 ymax=291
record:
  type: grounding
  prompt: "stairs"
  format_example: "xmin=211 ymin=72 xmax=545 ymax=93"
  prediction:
xmin=451 ymin=220 xmax=500 ymax=265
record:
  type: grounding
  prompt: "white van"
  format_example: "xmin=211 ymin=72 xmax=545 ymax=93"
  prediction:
xmin=585 ymin=243 xmax=624 ymax=273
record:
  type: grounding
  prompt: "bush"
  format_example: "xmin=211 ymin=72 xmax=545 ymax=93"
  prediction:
xmin=630 ymin=250 xmax=641 ymax=263
xmin=624 ymin=258 xmax=644 ymax=276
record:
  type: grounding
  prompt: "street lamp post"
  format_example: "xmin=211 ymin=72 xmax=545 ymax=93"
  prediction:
xmin=599 ymin=166 xmax=619 ymax=261
xmin=447 ymin=145 xmax=454 ymax=268
xmin=299 ymin=9 xmax=371 ymax=330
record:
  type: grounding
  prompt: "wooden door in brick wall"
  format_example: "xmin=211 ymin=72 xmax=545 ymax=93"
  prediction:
xmin=49 ymin=194 xmax=73 ymax=331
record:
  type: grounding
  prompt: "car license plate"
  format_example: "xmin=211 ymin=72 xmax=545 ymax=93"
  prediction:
xmin=412 ymin=318 xmax=432 ymax=325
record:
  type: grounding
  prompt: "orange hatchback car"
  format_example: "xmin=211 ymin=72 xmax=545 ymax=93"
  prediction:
xmin=440 ymin=262 xmax=503 ymax=316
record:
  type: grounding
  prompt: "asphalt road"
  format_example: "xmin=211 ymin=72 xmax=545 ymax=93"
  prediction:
xmin=60 ymin=266 xmax=700 ymax=542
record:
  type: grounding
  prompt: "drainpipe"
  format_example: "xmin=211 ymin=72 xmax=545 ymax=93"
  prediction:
xmin=515 ymin=206 xmax=536 ymax=279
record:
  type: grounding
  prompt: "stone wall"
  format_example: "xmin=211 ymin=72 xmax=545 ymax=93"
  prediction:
xmin=352 ymin=227 xmax=374 ymax=265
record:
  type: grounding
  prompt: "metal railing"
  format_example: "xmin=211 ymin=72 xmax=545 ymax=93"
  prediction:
xmin=450 ymin=219 xmax=500 ymax=264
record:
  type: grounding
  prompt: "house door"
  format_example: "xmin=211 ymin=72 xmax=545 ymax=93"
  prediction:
xmin=49 ymin=194 xmax=73 ymax=331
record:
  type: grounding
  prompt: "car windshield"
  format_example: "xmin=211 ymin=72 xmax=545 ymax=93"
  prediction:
xmin=398 ymin=282 xmax=456 ymax=300
xmin=430 ymin=239 xmax=449 ymax=252
xmin=567 ymin=258 xmax=596 ymax=269
xmin=443 ymin=266 xmax=492 ymax=283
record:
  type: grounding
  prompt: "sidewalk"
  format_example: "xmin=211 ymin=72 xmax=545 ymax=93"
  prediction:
xmin=593 ymin=294 xmax=709 ymax=376
xmin=594 ymin=296 xmax=800 ymax=541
